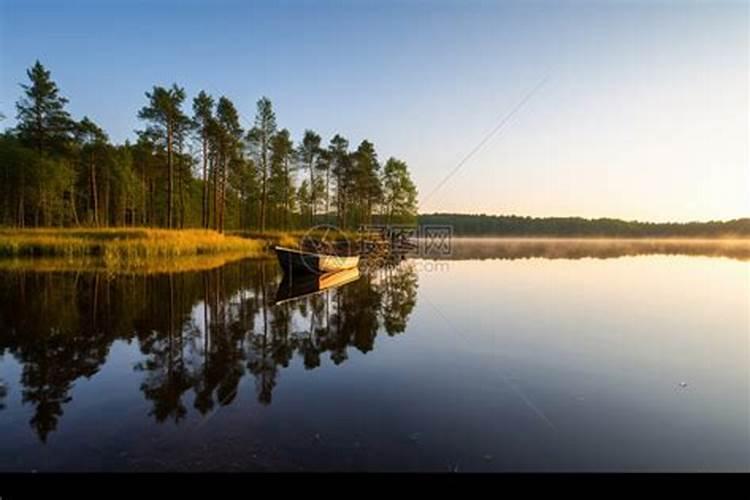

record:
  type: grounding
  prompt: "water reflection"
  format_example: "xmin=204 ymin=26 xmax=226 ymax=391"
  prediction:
xmin=0 ymin=377 xmax=7 ymax=410
xmin=0 ymin=260 xmax=418 ymax=441
xmin=275 ymin=268 xmax=361 ymax=305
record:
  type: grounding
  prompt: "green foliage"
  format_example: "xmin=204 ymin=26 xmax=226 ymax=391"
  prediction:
xmin=1 ymin=61 xmax=422 ymax=232
xmin=297 ymin=130 xmax=323 ymax=223
xmin=210 ymin=96 xmax=244 ymax=232
xmin=382 ymin=157 xmax=418 ymax=224
xmin=247 ymin=97 xmax=277 ymax=231
xmin=137 ymin=84 xmax=189 ymax=228
xmin=15 ymin=60 xmax=74 ymax=156
xmin=268 ymin=129 xmax=296 ymax=228
xmin=327 ymin=134 xmax=352 ymax=225
xmin=192 ymin=91 xmax=215 ymax=228
xmin=192 ymin=91 xmax=214 ymax=133
xmin=351 ymin=139 xmax=382 ymax=224
xmin=137 ymin=85 xmax=188 ymax=134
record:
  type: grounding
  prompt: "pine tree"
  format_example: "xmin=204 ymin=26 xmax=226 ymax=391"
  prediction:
xmin=327 ymin=134 xmax=350 ymax=227
xmin=192 ymin=91 xmax=214 ymax=228
xmin=75 ymin=117 xmax=109 ymax=226
xmin=352 ymin=140 xmax=381 ymax=226
xmin=15 ymin=61 xmax=74 ymax=226
xmin=297 ymin=130 xmax=322 ymax=225
xmin=269 ymin=129 xmax=295 ymax=229
xmin=16 ymin=61 xmax=73 ymax=156
xmin=382 ymin=157 xmax=418 ymax=224
xmin=246 ymin=97 xmax=276 ymax=232
xmin=137 ymin=84 xmax=187 ymax=228
xmin=214 ymin=96 xmax=243 ymax=233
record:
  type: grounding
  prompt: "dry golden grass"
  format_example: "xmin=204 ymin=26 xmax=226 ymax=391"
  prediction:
xmin=0 ymin=228 xmax=266 ymax=260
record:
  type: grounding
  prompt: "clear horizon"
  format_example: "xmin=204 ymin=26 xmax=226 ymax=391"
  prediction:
xmin=1 ymin=0 xmax=747 ymax=223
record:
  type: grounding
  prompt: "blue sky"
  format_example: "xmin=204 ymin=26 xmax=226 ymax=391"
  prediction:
xmin=1 ymin=0 xmax=747 ymax=221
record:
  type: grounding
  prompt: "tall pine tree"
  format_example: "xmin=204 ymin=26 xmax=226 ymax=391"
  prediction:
xmin=137 ymin=84 xmax=187 ymax=228
xmin=246 ymin=97 xmax=276 ymax=232
xmin=15 ymin=61 xmax=73 ymax=226
xmin=297 ymin=130 xmax=322 ymax=225
xmin=192 ymin=91 xmax=214 ymax=228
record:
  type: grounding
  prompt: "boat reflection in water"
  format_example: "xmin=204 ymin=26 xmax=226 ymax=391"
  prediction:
xmin=275 ymin=268 xmax=361 ymax=305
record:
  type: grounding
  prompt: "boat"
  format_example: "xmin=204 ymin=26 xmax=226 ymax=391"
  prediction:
xmin=274 ymin=268 xmax=361 ymax=305
xmin=274 ymin=246 xmax=360 ymax=274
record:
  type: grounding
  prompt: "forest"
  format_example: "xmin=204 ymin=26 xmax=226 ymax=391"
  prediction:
xmin=0 ymin=61 xmax=419 ymax=232
xmin=419 ymin=214 xmax=750 ymax=238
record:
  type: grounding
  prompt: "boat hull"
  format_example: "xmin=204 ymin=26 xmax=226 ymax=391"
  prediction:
xmin=275 ymin=246 xmax=359 ymax=274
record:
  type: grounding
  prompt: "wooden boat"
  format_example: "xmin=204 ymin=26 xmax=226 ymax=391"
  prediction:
xmin=275 ymin=246 xmax=359 ymax=274
xmin=274 ymin=268 xmax=361 ymax=305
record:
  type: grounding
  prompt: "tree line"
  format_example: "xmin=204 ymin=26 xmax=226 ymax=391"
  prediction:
xmin=0 ymin=61 xmax=418 ymax=231
xmin=420 ymin=213 xmax=750 ymax=238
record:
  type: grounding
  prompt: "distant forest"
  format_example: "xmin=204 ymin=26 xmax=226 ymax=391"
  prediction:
xmin=419 ymin=214 xmax=750 ymax=238
xmin=0 ymin=61 xmax=418 ymax=231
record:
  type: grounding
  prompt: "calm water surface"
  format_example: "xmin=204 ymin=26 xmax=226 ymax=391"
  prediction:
xmin=0 ymin=240 xmax=748 ymax=471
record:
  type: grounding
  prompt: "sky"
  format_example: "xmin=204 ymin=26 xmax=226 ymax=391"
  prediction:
xmin=0 ymin=0 xmax=747 ymax=222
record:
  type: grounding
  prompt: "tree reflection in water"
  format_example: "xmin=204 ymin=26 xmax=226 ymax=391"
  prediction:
xmin=0 ymin=377 xmax=7 ymax=411
xmin=0 ymin=259 xmax=418 ymax=441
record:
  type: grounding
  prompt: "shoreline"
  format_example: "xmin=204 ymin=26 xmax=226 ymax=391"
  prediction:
xmin=0 ymin=229 xmax=747 ymax=268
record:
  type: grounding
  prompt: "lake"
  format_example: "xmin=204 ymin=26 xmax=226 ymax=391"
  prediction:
xmin=0 ymin=239 xmax=748 ymax=472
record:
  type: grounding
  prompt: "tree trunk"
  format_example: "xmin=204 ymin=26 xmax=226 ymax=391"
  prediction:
xmin=259 ymin=170 xmax=267 ymax=232
xmin=221 ymin=156 xmax=229 ymax=232
xmin=70 ymin=181 xmax=79 ymax=226
xmin=178 ymin=156 xmax=185 ymax=229
xmin=212 ymin=156 xmax=219 ymax=231
xmin=37 ymin=182 xmax=45 ymax=227
xmin=284 ymin=160 xmax=290 ymax=230
xmin=149 ymin=179 xmax=155 ymax=226
xmin=309 ymin=161 xmax=315 ymax=226
xmin=219 ymin=157 xmax=224 ymax=232
xmin=90 ymin=152 xmax=99 ymax=227
xmin=167 ymin=122 xmax=174 ymax=229
xmin=17 ymin=172 xmax=25 ymax=228
xmin=325 ymin=169 xmax=330 ymax=226
xmin=202 ymin=137 xmax=209 ymax=229
xmin=336 ymin=175 xmax=343 ymax=228
xmin=141 ymin=164 xmax=147 ymax=226
xmin=259 ymin=145 xmax=267 ymax=232
xmin=103 ymin=174 xmax=110 ymax=227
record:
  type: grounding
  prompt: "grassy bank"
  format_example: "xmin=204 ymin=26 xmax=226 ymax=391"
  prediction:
xmin=0 ymin=228 xmax=266 ymax=261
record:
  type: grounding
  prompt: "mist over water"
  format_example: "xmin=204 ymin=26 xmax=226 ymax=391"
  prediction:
xmin=426 ymin=237 xmax=750 ymax=261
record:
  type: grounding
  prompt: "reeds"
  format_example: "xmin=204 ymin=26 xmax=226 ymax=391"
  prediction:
xmin=0 ymin=228 xmax=265 ymax=261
